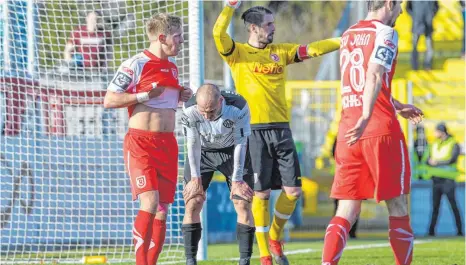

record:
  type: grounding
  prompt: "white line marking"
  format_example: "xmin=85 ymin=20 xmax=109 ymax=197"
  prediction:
xmin=219 ymin=239 xmax=433 ymax=262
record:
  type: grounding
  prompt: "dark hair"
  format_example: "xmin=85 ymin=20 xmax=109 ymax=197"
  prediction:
xmin=241 ymin=6 xmax=273 ymax=26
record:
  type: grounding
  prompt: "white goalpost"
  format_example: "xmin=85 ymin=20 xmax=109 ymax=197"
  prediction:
xmin=0 ymin=0 xmax=204 ymax=263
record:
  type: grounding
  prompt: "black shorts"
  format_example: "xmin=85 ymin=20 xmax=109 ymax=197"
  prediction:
xmin=184 ymin=146 xmax=254 ymax=191
xmin=249 ymin=128 xmax=302 ymax=191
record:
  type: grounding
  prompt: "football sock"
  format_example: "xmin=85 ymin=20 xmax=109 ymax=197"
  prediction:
xmin=252 ymin=196 xmax=271 ymax=257
xmin=182 ymin=223 xmax=202 ymax=260
xmin=322 ymin=216 xmax=351 ymax=265
xmin=389 ymin=215 xmax=414 ymax=265
xmin=237 ymin=223 xmax=255 ymax=259
xmin=133 ymin=210 xmax=155 ymax=265
xmin=147 ymin=218 xmax=166 ymax=265
xmin=269 ymin=192 xmax=299 ymax=241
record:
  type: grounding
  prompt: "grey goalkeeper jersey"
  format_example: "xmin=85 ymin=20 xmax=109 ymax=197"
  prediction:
xmin=181 ymin=91 xmax=251 ymax=150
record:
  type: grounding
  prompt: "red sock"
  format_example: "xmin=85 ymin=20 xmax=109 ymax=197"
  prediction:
xmin=147 ymin=219 xmax=167 ymax=265
xmin=389 ymin=215 xmax=414 ymax=265
xmin=322 ymin=216 xmax=351 ymax=265
xmin=133 ymin=210 xmax=155 ymax=265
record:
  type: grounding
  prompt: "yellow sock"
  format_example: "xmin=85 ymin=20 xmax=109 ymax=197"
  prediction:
xmin=252 ymin=196 xmax=271 ymax=257
xmin=269 ymin=192 xmax=299 ymax=241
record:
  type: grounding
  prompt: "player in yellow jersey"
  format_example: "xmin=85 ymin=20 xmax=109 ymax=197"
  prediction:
xmin=212 ymin=1 xmax=340 ymax=265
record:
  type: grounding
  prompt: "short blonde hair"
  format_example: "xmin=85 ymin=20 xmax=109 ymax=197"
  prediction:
xmin=145 ymin=13 xmax=181 ymax=38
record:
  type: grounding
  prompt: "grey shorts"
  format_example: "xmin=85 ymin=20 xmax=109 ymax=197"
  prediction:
xmin=184 ymin=146 xmax=254 ymax=191
xmin=249 ymin=128 xmax=302 ymax=191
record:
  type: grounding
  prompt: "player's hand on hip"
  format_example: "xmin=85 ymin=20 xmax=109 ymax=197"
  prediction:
xmin=148 ymin=82 xmax=165 ymax=98
xmin=397 ymin=104 xmax=424 ymax=125
xmin=230 ymin=181 xmax=254 ymax=202
xmin=225 ymin=0 xmax=241 ymax=9
xmin=179 ymin=86 xmax=193 ymax=102
xmin=183 ymin=177 xmax=205 ymax=203
xmin=345 ymin=116 xmax=369 ymax=146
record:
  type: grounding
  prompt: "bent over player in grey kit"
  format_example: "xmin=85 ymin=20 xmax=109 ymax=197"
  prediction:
xmin=181 ymin=84 xmax=255 ymax=265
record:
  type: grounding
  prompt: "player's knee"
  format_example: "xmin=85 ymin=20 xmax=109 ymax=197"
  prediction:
xmin=283 ymin=186 xmax=302 ymax=198
xmin=139 ymin=190 xmax=159 ymax=214
xmin=156 ymin=203 xmax=169 ymax=220
xmin=335 ymin=200 xmax=362 ymax=225
xmin=386 ymin=195 xmax=409 ymax=217
xmin=254 ymin=190 xmax=271 ymax=200
xmin=186 ymin=195 xmax=205 ymax=215
xmin=233 ymin=199 xmax=253 ymax=224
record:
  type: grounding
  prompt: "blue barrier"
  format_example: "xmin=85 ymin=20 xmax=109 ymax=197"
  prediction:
xmin=411 ymin=180 xmax=465 ymax=236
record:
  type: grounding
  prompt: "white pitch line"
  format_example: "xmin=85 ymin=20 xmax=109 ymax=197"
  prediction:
xmin=220 ymin=239 xmax=433 ymax=262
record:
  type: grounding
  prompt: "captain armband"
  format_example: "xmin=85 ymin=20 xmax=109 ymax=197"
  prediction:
xmin=297 ymin=45 xmax=311 ymax=60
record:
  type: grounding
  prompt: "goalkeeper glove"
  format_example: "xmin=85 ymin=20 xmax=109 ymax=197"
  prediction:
xmin=225 ymin=0 xmax=241 ymax=9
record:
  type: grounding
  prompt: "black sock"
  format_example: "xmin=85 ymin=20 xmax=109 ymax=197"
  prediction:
xmin=182 ymin=223 xmax=202 ymax=259
xmin=237 ymin=223 xmax=255 ymax=259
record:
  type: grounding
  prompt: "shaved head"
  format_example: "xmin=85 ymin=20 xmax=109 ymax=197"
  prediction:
xmin=196 ymin=84 xmax=223 ymax=121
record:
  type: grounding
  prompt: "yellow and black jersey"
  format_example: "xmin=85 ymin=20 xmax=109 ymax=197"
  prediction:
xmin=220 ymin=41 xmax=301 ymax=127
xmin=213 ymin=6 xmax=340 ymax=128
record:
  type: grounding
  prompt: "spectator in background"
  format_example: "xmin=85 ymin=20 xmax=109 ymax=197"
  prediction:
xmin=407 ymin=0 xmax=439 ymax=70
xmin=63 ymin=10 xmax=112 ymax=70
xmin=414 ymin=124 xmax=429 ymax=179
xmin=331 ymin=139 xmax=358 ymax=239
xmin=427 ymin=122 xmax=463 ymax=236
xmin=460 ymin=0 xmax=465 ymax=58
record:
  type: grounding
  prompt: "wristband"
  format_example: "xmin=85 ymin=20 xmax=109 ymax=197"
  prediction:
xmin=226 ymin=0 xmax=241 ymax=9
xmin=136 ymin=92 xmax=149 ymax=103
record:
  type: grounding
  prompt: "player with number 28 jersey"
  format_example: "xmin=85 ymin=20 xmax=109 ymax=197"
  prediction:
xmin=333 ymin=19 xmax=409 ymax=202
xmin=338 ymin=20 xmax=401 ymax=141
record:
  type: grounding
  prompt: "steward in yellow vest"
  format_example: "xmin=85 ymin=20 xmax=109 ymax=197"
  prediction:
xmin=427 ymin=122 xmax=463 ymax=236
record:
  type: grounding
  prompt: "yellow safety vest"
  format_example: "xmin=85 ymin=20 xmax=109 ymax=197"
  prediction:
xmin=430 ymin=136 xmax=458 ymax=179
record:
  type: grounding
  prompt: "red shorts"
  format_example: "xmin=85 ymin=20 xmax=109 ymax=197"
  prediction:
xmin=331 ymin=134 xmax=411 ymax=202
xmin=123 ymin=128 xmax=178 ymax=203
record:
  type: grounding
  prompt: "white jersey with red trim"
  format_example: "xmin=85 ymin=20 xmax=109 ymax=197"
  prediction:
xmin=337 ymin=20 xmax=402 ymax=142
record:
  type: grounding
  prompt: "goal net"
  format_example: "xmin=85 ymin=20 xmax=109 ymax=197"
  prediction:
xmin=1 ymin=0 xmax=202 ymax=264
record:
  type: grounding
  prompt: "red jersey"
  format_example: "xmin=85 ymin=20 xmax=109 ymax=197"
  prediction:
xmin=337 ymin=20 xmax=401 ymax=142
xmin=107 ymin=50 xmax=182 ymax=116
xmin=69 ymin=26 xmax=111 ymax=67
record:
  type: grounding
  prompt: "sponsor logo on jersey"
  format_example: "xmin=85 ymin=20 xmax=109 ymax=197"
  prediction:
xmin=384 ymin=39 xmax=396 ymax=49
xmin=375 ymin=46 xmax=394 ymax=65
xmin=160 ymin=68 xmax=169 ymax=72
xmin=270 ymin=53 xmax=280 ymax=62
xmin=136 ymin=175 xmax=146 ymax=189
xmin=180 ymin=115 xmax=190 ymax=127
xmin=112 ymin=72 xmax=132 ymax=90
xmin=122 ymin=66 xmax=134 ymax=75
xmin=223 ymin=119 xmax=234 ymax=128
xmin=171 ymin=68 xmax=178 ymax=79
xmin=253 ymin=62 xmax=284 ymax=74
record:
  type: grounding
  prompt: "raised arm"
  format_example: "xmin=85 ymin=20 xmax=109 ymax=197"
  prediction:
xmin=283 ymin=37 xmax=341 ymax=65
xmin=213 ymin=1 xmax=241 ymax=62
xmin=304 ymin=38 xmax=341 ymax=59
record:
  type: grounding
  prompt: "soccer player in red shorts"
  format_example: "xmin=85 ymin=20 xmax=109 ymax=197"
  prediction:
xmin=321 ymin=1 xmax=424 ymax=265
xmin=104 ymin=14 xmax=192 ymax=265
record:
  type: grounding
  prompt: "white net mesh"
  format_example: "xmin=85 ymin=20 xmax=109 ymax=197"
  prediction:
xmin=1 ymin=0 xmax=194 ymax=263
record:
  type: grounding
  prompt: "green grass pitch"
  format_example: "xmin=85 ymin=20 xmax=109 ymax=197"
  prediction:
xmin=18 ymin=237 xmax=464 ymax=265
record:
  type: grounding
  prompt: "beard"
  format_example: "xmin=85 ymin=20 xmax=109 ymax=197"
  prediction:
xmin=261 ymin=34 xmax=274 ymax=45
